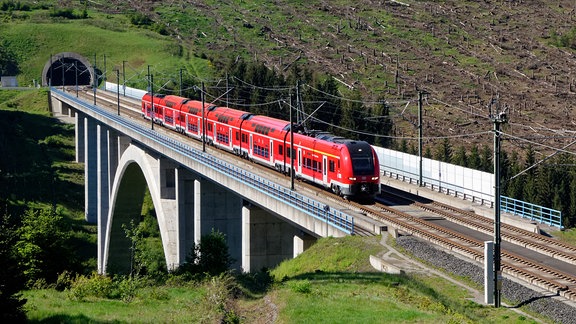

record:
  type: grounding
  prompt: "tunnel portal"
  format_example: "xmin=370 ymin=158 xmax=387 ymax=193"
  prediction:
xmin=42 ymin=52 xmax=96 ymax=87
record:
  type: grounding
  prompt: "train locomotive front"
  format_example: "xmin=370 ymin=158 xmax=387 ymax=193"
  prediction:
xmin=336 ymin=140 xmax=381 ymax=198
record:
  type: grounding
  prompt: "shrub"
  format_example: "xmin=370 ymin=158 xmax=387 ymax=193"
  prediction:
xmin=288 ymin=280 xmax=312 ymax=294
xmin=0 ymin=214 xmax=27 ymax=322
xmin=67 ymin=273 xmax=114 ymax=301
xmin=180 ymin=229 xmax=233 ymax=277
xmin=15 ymin=208 xmax=77 ymax=288
xmin=129 ymin=12 xmax=152 ymax=26
xmin=39 ymin=134 xmax=68 ymax=147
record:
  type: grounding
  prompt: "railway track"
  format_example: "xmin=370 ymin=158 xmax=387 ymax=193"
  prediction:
xmin=339 ymin=197 xmax=576 ymax=302
xmin=72 ymin=89 xmax=576 ymax=302
xmin=379 ymin=189 xmax=576 ymax=265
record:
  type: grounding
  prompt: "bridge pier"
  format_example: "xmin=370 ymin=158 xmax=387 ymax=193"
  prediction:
xmin=294 ymin=230 xmax=316 ymax=258
xmin=194 ymin=178 xmax=243 ymax=270
xmin=97 ymin=124 xmax=110 ymax=272
xmin=85 ymin=115 xmax=98 ymax=224
xmin=176 ymin=167 xmax=196 ymax=267
xmin=242 ymin=203 xmax=313 ymax=272
xmin=75 ymin=112 xmax=85 ymax=162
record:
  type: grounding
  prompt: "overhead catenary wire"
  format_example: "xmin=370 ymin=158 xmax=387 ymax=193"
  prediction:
xmin=501 ymin=131 xmax=576 ymax=157
xmin=97 ymin=57 xmax=576 ymax=160
xmin=231 ymin=76 xmax=294 ymax=91
xmin=508 ymin=139 xmax=576 ymax=181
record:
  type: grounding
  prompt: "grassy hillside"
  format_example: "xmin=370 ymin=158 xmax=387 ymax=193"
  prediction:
xmin=23 ymin=236 xmax=540 ymax=323
xmin=0 ymin=6 xmax=213 ymax=90
xmin=4 ymin=1 xmax=576 ymax=152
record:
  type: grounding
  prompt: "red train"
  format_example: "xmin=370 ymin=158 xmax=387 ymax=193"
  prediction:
xmin=141 ymin=93 xmax=381 ymax=198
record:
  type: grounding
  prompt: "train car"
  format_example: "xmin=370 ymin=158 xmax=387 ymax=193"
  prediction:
xmin=141 ymin=92 xmax=168 ymax=125
xmin=205 ymin=106 xmax=247 ymax=153
xmin=141 ymin=93 xmax=381 ymax=198
xmin=289 ymin=131 xmax=380 ymax=198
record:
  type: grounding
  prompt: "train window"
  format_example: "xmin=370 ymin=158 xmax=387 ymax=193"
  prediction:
xmin=241 ymin=133 xmax=248 ymax=143
xmin=253 ymin=144 xmax=269 ymax=158
xmin=236 ymin=132 xmax=239 ymax=141
xmin=278 ymin=145 xmax=283 ymax=156
xmin=208 ymin=124 xmax=213 ymax=132
xmin=329 ymin=160 xmax=335 ymax=172
xmin=217 ymin=133 xmax=229 ymax=144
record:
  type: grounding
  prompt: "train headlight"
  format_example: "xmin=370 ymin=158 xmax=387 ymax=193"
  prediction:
xmin=348 ymin=177 xmax=356 ymax=181
xmin=371 ymin=176 xmax=379 ymax=181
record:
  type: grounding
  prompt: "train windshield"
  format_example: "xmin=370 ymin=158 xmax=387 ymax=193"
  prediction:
xmin=347 ymin=142 xmax=375 ymax=176
xmin=351 ymin=156 xmax=374 ymax=175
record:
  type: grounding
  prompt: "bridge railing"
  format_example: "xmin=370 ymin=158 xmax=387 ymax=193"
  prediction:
xmin=52 ymin=88 xmax=355 ymax=234
xmin=374 ymin=146 xmax=564 ymax=229
xmin=501 ymin=196 xmax=563 ymax=229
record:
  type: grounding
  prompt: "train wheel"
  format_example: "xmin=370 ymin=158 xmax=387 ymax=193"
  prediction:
xmin=332 ymin=184 xmax=341 ymax=196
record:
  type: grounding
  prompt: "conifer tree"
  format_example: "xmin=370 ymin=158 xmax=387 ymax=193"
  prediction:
xmin=452 ymin=145 xmax=468 ymax=167
xmin=479 ymin=144 xmax=493 ymax=172
xmin=433 ymin=138 xmax=452 ymax=162
xmin=468 ymin=145 xmax=481 ymax=170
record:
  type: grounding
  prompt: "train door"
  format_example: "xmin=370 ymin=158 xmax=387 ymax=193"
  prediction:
xmin=249 ymin=134 xmax=253 ymax=156
xmin=323 ymin=155 xmax=327 ymax=184
xmin=298 ymin=148 xmax=302 ymax=174
xmin=270 ymin=139 xmax=274 ymax=164
xmin=229 ymin=129 xmax=233 ymax=150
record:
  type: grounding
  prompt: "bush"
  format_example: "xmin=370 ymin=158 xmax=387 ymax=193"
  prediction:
xmin=67 ymin=273 xmax=146 ymax=303
xmin=129 ymin=12 xmax=152 ymax=26
xmin=67 ymin=273 xmax=114 ymax=301
xmin=49 ymin=8 xmax=87 ymax=20
xmin=204 ymin=273 xmax=237 ymax=312
xmin=0 ymin=214 xmax=27 ymax=322
xmin=55 ymin=271 xmax=74 ymax=291
xmin=39 ymin=134 xmax=68 ymax=147
xmin=288 ymin=280 xmax=312 ymax=294
xmin=0 ymin=1 xmax=30 ymax=11
xmin=179 ymin=229 xmax=233 ymax=277
xmin=15 ymin=208 xmax=78 ymax=288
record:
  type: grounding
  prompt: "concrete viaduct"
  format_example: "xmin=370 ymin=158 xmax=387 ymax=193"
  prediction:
xmin=49 ymin=88 xmax=356 ymax=275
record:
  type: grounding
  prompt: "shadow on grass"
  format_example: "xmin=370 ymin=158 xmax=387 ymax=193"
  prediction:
xmin=236 ymin=269 xmax=275 ymax=298
xmin=28 ymin=314 xmax=124 ymax=324
xmin=0 ymin=109 xmax=84 ymax=209
xmin=287 ymin=270 xmax=403 ymax=285
xmin=236 ymin=270 xmax=408 ymax=299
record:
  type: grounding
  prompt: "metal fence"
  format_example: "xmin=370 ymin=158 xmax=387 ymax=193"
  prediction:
xmin=374 ymin=146 xmax=564 ymax=229
xmin=53 ymin=88 xmax=355 ymax=234
xmin=501 ymin=196 xmax=563 ymax=229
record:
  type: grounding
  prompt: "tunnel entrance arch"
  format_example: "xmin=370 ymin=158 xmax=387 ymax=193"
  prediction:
xmin=41 ymin=52 xmax=96 ymax=87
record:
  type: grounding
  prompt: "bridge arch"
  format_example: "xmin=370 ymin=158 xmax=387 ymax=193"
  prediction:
xmin=41 ymin=52 xmax=96 ymax=87
xmin=103 ymin=144 xmax=176 ymax=275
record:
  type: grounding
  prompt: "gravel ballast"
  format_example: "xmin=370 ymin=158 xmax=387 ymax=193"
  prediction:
xmin=396 ymin=236 xmax=576 ymax=324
